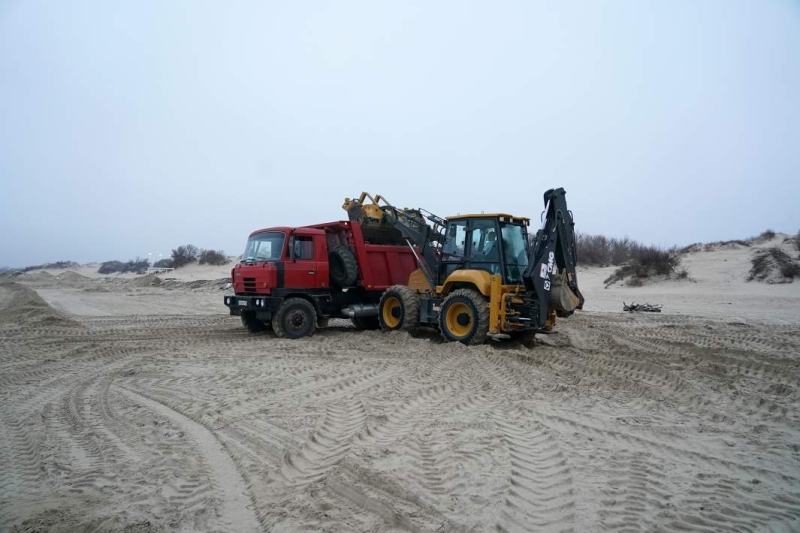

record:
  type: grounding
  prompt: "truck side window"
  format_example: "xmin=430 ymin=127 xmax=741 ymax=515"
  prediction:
xmin=293 ymin=236 xmax=314 ymax=260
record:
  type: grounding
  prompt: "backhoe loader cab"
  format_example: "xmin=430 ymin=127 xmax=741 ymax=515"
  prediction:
xmin=439 ymin=215 xmax=530 ymax=286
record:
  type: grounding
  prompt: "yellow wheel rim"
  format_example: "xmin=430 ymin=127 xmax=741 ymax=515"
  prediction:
xmin=382 ymin=296 xmax=402 ymax=328
xmin=445 ymin=302 xmax=472 ymax=337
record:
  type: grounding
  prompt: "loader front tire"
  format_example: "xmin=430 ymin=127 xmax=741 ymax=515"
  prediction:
xmin=272 ymin=298 xmax=317 ymax=339
xmin=439 ymin=289 xmax=489 ymax=345
xmin=378 ymin=285 xmax=419 ymax=332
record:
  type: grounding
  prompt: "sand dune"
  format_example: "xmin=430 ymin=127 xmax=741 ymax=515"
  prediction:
xmin=1 ymin=240 xmax=799 ymax=532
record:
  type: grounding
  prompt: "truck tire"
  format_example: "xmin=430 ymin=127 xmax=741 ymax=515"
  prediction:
xmin=241 ymin=311 xmax=269 ymax=333
xmin=439 ymin=289 xmax=489 ymax=345
xmin=272 ymin=298 xmax=317 ymax=339
xmin=378 ymin=285 xmax=419 ymax=332
xmin=329 ymin=247 xmax=358 ymax=287
xmin=351 ymin=316 xmax=380 ymax=330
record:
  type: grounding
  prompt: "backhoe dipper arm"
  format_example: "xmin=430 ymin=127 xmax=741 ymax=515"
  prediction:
xmin=522 ymin=188 xmax=585 ymax=327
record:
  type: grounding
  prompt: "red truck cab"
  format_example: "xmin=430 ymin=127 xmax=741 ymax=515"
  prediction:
xmin=230 ymin=226 xmax=330 ymax=295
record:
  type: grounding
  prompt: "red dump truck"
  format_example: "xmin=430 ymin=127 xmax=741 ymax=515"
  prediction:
xmin=224 ymin=220 xmax=418 ymax=338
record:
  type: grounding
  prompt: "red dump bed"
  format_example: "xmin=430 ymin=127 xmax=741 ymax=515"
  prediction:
xmin=304 ymin=220 xmax=418 ymax=292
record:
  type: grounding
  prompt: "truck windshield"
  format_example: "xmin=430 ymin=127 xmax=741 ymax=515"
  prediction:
xmin=243 ymin=232 xmax=285 ymax=262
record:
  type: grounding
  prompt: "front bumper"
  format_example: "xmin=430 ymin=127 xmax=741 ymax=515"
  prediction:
xmin=224 ymin=295 xmax=283 ymax=320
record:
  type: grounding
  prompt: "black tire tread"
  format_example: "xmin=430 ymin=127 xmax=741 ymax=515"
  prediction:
xmin=272 ymin=298 xmax=317 ymax=339
xmin=378 ymin=285 xmax=420 ymax=332
xmin=329 ymin=247 xmax=359 ymax=287
xmin=439 ymin=288 xmax=489 ymax=345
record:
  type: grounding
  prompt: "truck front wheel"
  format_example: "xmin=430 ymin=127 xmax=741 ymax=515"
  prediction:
xmin=272 ymin=298 xmax=317 ymax=339
xmin=378 ymin=285 xmax=419 ymax=332
xmin=439 ymin=289 xmax=489 ymax=345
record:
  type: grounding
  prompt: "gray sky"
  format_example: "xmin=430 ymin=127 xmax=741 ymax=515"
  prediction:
xmin=1 ymin=1 xmax=799 ymax=267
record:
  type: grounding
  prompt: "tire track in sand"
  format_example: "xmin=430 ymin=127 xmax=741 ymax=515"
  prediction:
xmin=493 ymin=410 xmax=576 ymax=533
xmin=116 ymin=387 xmax=261 ymax=533
xmin=278 ymin=399 xmax=366 ymax=488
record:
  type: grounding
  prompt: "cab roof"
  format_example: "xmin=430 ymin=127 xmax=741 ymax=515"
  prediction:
xmin=446 ymin=213 xmax=530 ymax=225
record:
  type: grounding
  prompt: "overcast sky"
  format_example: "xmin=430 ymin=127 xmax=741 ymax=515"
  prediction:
xmin=1 ymin=1 xmax=799 ymax=267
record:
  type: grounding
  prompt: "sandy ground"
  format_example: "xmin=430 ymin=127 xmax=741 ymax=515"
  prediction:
xmin=1 ymin=245 xmax=799 ymax=532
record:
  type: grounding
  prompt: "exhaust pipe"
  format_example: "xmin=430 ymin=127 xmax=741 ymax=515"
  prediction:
xmin=342 ymin=304 xmax=379 ymax=318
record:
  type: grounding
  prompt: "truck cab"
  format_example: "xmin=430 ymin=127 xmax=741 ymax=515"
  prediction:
xmin=232 ymin=226 xmax=330 ymax=296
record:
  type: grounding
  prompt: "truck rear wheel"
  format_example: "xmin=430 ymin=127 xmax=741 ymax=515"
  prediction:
xmin=439 ymin=289 xmax=489 ymax=345
xmin=272 ymin=298 xmax=317 ymax=339
xmin=241 ymin=311 xmax=269 ymax=333
xmin=378 ymin=285 xmax=419 ymax=331
xmin=351 ymin=316 xmax=380 ymax=330
xmin=329 ymin=247 xmax=358 ymax=287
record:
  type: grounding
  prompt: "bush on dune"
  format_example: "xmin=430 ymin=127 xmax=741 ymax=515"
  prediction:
xmin=171 ymin=245 xmax=199 ymax=268
xmin=603 ymin=245 xmax=682 ymax=287
xmin=749 ymin=247 xmax=800 ymax=282
xmin=98 ymin=258 xmax=149 ymax=275
xmin=198 ymin=249 xmax=229 ymax=266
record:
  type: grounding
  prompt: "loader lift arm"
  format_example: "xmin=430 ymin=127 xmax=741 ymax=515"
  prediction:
xmin=522 ymin=187 xmax=585 ymax=328
xmin=343 ymin=192 xmax=445 ymax=289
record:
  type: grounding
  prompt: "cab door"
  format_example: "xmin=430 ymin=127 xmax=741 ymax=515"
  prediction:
xmin=283 ymin=234 xmax=318 ymax=288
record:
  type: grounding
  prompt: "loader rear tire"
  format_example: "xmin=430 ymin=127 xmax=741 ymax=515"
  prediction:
xmin=351 ymin=316 xmax=380 ymax=330
xmin=378 ymin=285 xmax=419 ymax=332
xmin=272 ymin=298 xmax=317 ymax=339
xmin=329 ymin=247 xmax=358 ymax=287
xmin=439 ymin=289 xmax=489 ymax=345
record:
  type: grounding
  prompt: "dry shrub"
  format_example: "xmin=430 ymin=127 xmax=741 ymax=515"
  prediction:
xmin=576 ymin=232 xmax=643 ymax=266
xmin=603 ymin=246 xmax=682 ymax=287
xmin=22 ymin=261 xmax=80 ymax=273
xmin=98 ymin=258 xmax=149 ymax=274
xmin=199 ymin=249 xmax=229 ymax=266
xmin=171 ymin=245 xmax=199 ymax=268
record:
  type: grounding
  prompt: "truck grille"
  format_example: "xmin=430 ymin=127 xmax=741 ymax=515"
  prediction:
xmin=243 ymin=277 xmax=257 ymax=293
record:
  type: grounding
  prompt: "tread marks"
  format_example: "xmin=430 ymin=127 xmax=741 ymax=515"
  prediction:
xmin=278 ymin=399 xmax=366 ymax=487
xmin=359 ymin=384 xmax=455 ymax=447
xmin=493 ymin=412 xmax=576 ymax=533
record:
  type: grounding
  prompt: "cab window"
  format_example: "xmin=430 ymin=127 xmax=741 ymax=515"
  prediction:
xmin=291 ymin=236 xmax=314 ymax=260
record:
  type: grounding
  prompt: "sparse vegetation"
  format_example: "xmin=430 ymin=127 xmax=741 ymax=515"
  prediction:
xmin=575 ymin=232 xmax=685 ymax=287
xmin=171 ymin=245 xmax=200 ymax=268
xmin=755 ymin=229 xmax=776 ymax=242
xmin=21 ymin=261 xmax=80 ymax=273
xmin=153 ymin=258 xmax=173 ymax=269
xmin=748 ymin=247 xmax=800 ymax=282
xmin=97 ymin=258 xmax=150 ymax=275
xmin=198 ymin=249 xmax=229 ymax=266
xmin=603 ymin=245 xmax=682 ymax=287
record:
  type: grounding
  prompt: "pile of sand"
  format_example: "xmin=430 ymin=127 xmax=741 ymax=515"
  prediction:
xmin=0 ymin=282 xmax=77 ymax=326
xmin=55 ymin=270 xmax=93 ymax=287
xmin=125 ymin=274 xmax=163 ymax=287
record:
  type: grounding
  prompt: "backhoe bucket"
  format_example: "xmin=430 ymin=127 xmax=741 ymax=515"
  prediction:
xmin=550 ymin=273 xmax=581 ymax=314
